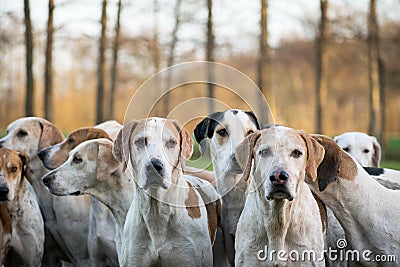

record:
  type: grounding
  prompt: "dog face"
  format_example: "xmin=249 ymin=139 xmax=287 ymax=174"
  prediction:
xmin=334 ymin=132 xmax=381 ymax=167
xmin=113 ymin=118 xmax=193 ymax=191
xmin=0 ymin=148 xmax=31 ymax=201
xmin=194 ymin=110 xmax=260 ymax=178
xmin=42 ymin=139 xmax=118 ymax=196
xmin=234 ymin=127 xmax=324 ymax=201
xmin=0 ymin=117 xmax=64 ymax=161
xmin=38 ymin=128 xmax=111 ymax=170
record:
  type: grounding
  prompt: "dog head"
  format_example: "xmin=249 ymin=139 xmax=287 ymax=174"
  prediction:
xmin=194 ymin=110 xmax=260 ymax=178
xmin=334 ymin=132 xmax=381 ymax=167
xmin=42 ymin=139 xmax=119 ymax=196
xmin=0 ymin=148 xmax=31 ymax=201
xmin=113 ymin=118 xmax=193 ymax=191
xmin=233 ymin=126 xmax=324 ymax=201
xmin=0 ymin=117 xmax=64 ymax=162
xmin=38 ymin=127 xmax=111 ymax=170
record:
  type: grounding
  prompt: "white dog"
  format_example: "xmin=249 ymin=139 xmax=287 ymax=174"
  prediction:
xmin=233 ymin=127 xmax=326 ymax=266
xmin=115 ymin=118 xmax=220 ymax=266
xmin=0 ymin=148 xmax=44 ymax=267
xmin=334 ymin=132 xmax=381 ymax=167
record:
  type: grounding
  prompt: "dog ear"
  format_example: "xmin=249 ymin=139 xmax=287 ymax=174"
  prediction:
xmin=234 ymin=132 xmax=261 ymax=182
xmin=194 ymin=112 xmax=224 ymax=156
xmin=87 ymin=128 xmax=112 ymax=141
xmin=96 ymin=142 xmax=120 ymax=181
xmin=17 ymin=151 xmax=32 ymax=184
xmin=371 ymin=136 xmax=381 ymax=167
xmin=38 ymin=121 xmax=64 ymax=150
xmin=172 ymin=121 xmax=194 ymax=167
xmin=244 ymin=111 xmax=261 ymax=130
xmin=298 ymin=131 xmax=325 ymax=183
xmin=113 ymin=121 xmax=137 ymax=172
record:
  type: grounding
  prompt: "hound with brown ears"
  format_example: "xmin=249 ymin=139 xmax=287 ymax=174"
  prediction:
xmin=0 ymin=117 xmax=91 ymax=266
xmin=114 ymin=118 xmax=220 ymax=267
xmin=0 ymin=148 xmax=44 ymax=267
xmin=308 ymin=135 xmax=400 ymax=266
xmin=233 ymin=127 xmax=326 ymax=266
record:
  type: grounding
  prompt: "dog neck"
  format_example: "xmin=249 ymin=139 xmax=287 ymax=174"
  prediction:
xmin=4 ymin=178 xmax=28 ymax=222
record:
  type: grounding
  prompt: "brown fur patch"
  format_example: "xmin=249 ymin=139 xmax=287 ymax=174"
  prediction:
xmin=38 ymin=121 xmax=64 ymax=150
xmin=205 ymin=201 xmax=219 ymax=244
xmin=0 ymin=204 xmax=11 ymax=265
xmin=185 ymin=182 xmax=201 ymax=219
xmin=312 ymin=192 xmax=327 ymax=235
xmin=311 ymin=135 xmax=358 ymax=191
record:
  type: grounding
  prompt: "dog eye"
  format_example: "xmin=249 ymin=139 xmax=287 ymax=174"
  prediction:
xmin=10 ymin=167 xmax=17 ymax=173
xmin=135 ymin=137 xmax=147 ymax=147
xmin=17 ymin=130 xmax=28 ymax=138
xmin=291 ymin=149 xmax=302 ymax=158
xmin=246 ymin=130 xmax=254 ymax=136
xmin=216 ymin=129 xmax=228 ymax=137
xmin=343 ymin=147 xmax=350 ymax=152
xmin=67 ymin=138 xmax=74 ymax=144
xmin=167 ymin=139 xmax=177 ymax=148
xmin=72 ymin=156 xmax=82 ymax=164
xmin=363 ymin=149 xmax=370 ymax=153
xmin=259 ymin=148 xmax=270 ymax=157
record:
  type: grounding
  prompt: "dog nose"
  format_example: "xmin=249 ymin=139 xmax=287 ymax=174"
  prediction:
xmin=0 ymin=186 xmax=9 ymax=196
xmin=269 ymin=170 xmax=289 ymax=186
xmin=38 ymin=149 xmax=47 ymax=161
xmin=150 ymin=158 xmax=164 ymax=173
xmin=42 ymin=175 xmax=53 ymax=187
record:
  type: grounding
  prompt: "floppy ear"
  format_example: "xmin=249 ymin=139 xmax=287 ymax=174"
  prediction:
xmin=234 ymin=132 xmax=261 ymax=182
xmin=38 ymin=121 xmax=64 ymax=150
xmin=17 ymin=151 xmax=32 ymax=184
xmin=244 ymin=111 xmax=261 ymax=130
xmin=112 ymin=121 xmax=137 ymax=172
xmin=298 ymin=131 xmax=325 ymax=183
xmin=194 ymin=117 xmax=211 ymax=156
xmin=96 ymin=142 xmax=120 ymax=181
xmin=87 ymin=128 xmax=112 ymax=141
xmin=173 ymin=121 xmax=194 ymax=167
xmin=371 ymin=136 xmax=381 ymax=167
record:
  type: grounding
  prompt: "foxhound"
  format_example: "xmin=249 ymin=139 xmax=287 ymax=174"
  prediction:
xmin=38 ymin=126 xmax=119 ymax=267
xmin=114 ymin=118 xmax=220 ymax=267
xmin=0 ymin=148 xmax=44 ymax=267
xmin=42 ymin=138 xmax=132 ymax=259
xmin=334 ymin=132 xmax=381 ymax=167
xmin=0 ymin=117 xmax=91 ymax=266
xmin=232 ymin=127 xmax=326 ymax=266
xmin=308 ymin=135 xmax=400 ymax=266
xmin=194 ymin=109 xmax=260 ymax=265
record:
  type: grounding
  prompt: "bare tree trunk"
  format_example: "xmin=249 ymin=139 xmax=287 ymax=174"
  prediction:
xmin=257 ymin=0 xmax=269 ymax=122
xmin=367 ymin=0 xmax=383 ymax=142
xmin=24 ymin=0 xmax=34 ymax=116
xmin=108 ymin=0 xmax=122 ymax=120
xmin=96 ymin=0 xmax=107 ymax=124
xmin=163 ymin=0 xmax=182 ymax=117
xmin=44 ymin=0 xmax=54 ymax=121
xmin=206 ymin=0 xmax=215 ymax=113
xmin=315 ymin=0 xmax=329 ymax=134
xmin=152 ymin=0 xmax=161 ymax=117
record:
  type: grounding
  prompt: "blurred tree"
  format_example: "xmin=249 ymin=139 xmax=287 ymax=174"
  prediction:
xmin=367 ymin=0 xmax=384 ymax=142
xmin=206 ymin=0 xmax=215 ymax=113
xmin=163 ymin=0 xmax=182 ymax=117
xmin=44 ymin=0 xmax=54 ymax=121
xmin=257 ymin=0 xmax=269 ymax=122
xmin=315 ymin=0 xmax=329 ymax=134
xmin=96 ymin=0 xmax=107 ymax=124
xmin=108 ymin=0 xmax=122 ymax=120
xmin=24 ymin=0 xmax=34 ymax=116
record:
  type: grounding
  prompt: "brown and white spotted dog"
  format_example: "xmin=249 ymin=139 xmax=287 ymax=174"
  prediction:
xmin=308 ymin=135 xmax=400 ymax=266
xmin=113 ymin=118 xmax=221 ymax=267
xmin=0 ymin=148 xmax=44 ymax=267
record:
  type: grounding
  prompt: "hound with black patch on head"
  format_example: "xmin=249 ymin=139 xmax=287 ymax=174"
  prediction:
xmin=308 ymin=134 xmax=400 ymax=266
xmin=0 ymin=148 xmax=44 ymax=267
xmin=115 ymin=118 xmax=220 ymax=267
xmin=233 ymin=127 xmax=326 ymax=266
xmin=194 ymin=109 xmax=260 ymax=265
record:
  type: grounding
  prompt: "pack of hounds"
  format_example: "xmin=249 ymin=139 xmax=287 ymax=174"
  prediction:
xmin=0 ymin=110 xmax=398 ymax=267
